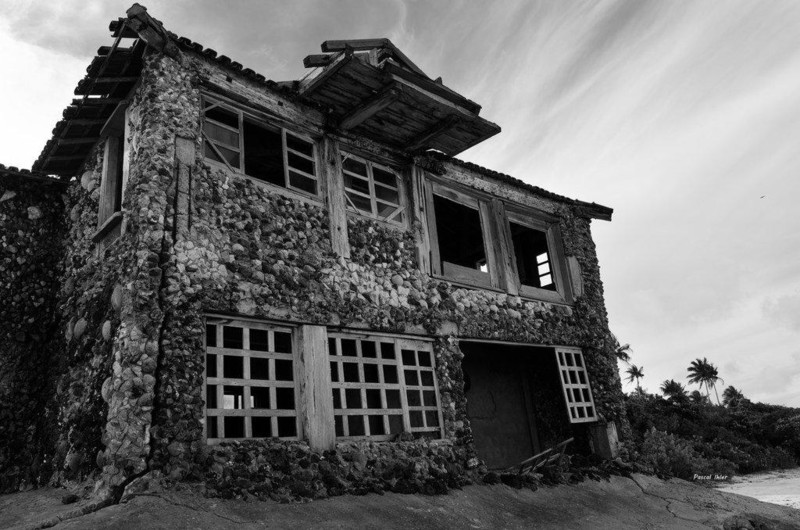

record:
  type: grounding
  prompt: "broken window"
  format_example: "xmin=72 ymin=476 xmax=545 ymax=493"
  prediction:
xmin=508 ymin=219 xmax=556 ymax=292
xmin=341 ymin=153 xmax=404 ymax=225
xmin=205 ymin=320 xmax=300 ymax=441
xmin=328 ymin=334 xmax=441 ymax=440
xmin=202 ymin=97 xmax=318 ymax=195
xmin=555 ymin=348 xmax=597 ymax=423
xmin=427 ymin=184 xmax=492 ymax=288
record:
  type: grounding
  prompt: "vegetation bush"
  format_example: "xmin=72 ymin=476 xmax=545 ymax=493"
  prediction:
xmin=625 ymin=392 xmax=799 ymax=478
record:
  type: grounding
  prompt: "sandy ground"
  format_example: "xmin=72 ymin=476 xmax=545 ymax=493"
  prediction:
xmin=2 ymin=473 xmax=800 ymax=530
xmin=717 ymin=468 xmax=800 ymax=510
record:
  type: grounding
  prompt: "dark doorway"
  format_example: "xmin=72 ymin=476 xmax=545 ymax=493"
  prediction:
xmin=461 ymin=342 xmax=570 ymax=469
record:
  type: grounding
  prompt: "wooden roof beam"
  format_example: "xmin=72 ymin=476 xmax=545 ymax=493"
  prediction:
xmin=56 ymin=137 xmax=100 ymax=146
xmin=299 ymin=49 xmax=353 ymax=95
xmin=407 ymin=115 xmax=460 ymax=153
xmin=125 ymin=3 xmax=180 ymax=58
xmin=321 ymin=38 xmax=428 ymax=79
xmin=303 ymin=54 xmax=334 ymax=68
xmin=339 ymin=86 xmax=402 ymax=131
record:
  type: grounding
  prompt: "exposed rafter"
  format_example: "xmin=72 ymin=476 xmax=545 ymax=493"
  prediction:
xmin=339 ymin=86 xmax=402 ymax=130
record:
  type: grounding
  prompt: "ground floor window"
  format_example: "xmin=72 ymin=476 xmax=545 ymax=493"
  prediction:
xmin=205 ymin=319 xmax=300 ymax=442
xmin=328 ymin=333 xmax=443 ymax=440
xmin=555 ymin=347 xmax=597 ymax=423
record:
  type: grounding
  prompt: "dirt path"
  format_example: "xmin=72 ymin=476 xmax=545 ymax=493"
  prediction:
xmin=3 ymin=474 xmax=799 ymax=529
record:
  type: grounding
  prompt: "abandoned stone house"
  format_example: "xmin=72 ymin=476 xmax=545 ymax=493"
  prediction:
xmin=0 ymin=5 xmax=625 ymax=498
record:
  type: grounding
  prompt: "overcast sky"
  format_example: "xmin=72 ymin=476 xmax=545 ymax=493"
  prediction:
xmin=1 ymin=1 xmax=798 ymax=406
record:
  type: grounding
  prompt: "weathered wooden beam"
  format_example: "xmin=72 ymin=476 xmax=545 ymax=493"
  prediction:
xmin=323 ymin=137 xmax=350 ymax=258
xmin=384 ymin=62 xmax=481 ymax=114
xmin=339 ymin=86 xmax=401 ymax=130
xmin=45 ymin=155 xmax=88 ymax=162
xmin=321 ymin=39 xmax=389 ymax=52
xmin=303 ymin=54 xmax=334 ymax=68
xmin=299 ymin=50 xmax=353 ymax=95
xmin=125 ymin=3 xmax=180 ymax=58
xmin=57 ymin=137 xmax=100 ymax=146
xmin=407 ymin=115 xmax=460 ymax=152
xmin=100 ymin=101 xmax=129 ymax=138
xmin=322 ymin=39 xmax=428 ymax=78
xmin=71 ymin=98 xmax=124 ymax=107
xmin=295 ymin=325 xmax=335 ymax=451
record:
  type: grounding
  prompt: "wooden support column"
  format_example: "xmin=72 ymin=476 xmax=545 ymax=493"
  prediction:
xmin=491 ymin=199 xmax=519 ymax=296
xmin=174 ymin=136 xmax=195 ymax=238
xmin=323 ymin=136 xmax=350 ymax=258
xmin=296 ymin=325 xmax=335 ymax=451
xmin=410 ymin=165 xmax=432 ymax=274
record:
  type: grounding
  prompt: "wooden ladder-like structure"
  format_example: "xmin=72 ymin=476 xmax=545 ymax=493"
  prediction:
xmin=510 ymin=437 xmax=574 ymax=474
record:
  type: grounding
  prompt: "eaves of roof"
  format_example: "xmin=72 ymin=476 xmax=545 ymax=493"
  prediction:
xmin=422 ymin=153 xmax=613 ymax=221
xmin=0 ymin=163 xmax=67 ymax=187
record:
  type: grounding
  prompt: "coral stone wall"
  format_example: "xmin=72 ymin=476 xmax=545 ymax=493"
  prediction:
xmin=121 ymin=50 xmax=626 ymax=492
xmin=0 ymin=44 xmax=625 ymax=497
xmin=0 ymin=173 xmax=66 ymax=491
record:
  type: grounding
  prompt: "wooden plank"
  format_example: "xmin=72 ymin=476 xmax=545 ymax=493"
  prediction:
xmin=57 ymin=137 xmax=99 ymax=146
xmin=322 ymin=39 xmax=389 ymax=52
xmin=100 ymin=101 xmax=129 ymax=138
xmin=98 ymin=137 xmax=122 ymax=227
xmin=297 ymin=325 xmax=335 ymax=450
xmin=303 ymin=54 xmax=334 ymax=68
xmin=407 ymin=115 xmax=460 ymax=153
xmin=383 ymin=61 xmax=481 ymax=114
xmin=410 ymin=166 xmax=431 ymax=274
xmin=299 ymin=50 xmax=353 ymax=95
xmin=175 ymin=136 xmax=195 ymax=237
xmin=491 ymin=199 xmax=519 ymax=296
xmin=423 ymin=178 xmax=442 ymax=275
xmin=339 ymin=86 xmax=401 ymax=130
xmin=323 ymin=136 xmax=350 ymax=258
xmin=442 ymin=261 xmax=492 ymax=288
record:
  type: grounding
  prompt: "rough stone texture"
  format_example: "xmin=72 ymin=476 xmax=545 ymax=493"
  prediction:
xmin=0 ymin=173 xmax=66 ymax=492
xmin=0 ymin=43 xmax=626 ymax=498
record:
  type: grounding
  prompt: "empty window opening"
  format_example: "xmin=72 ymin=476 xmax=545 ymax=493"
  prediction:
xmin=433 ymin=194 xmax=488 ymax=272
xmin=328 ymin=334 xmax=441 ymax=441
xmin=509 ymin=222 xmax=555 ymax=291
xmin=202 ymin=97 xmax=318 ymax=195
xmin=205 ymin=320 xmax=300 ymax=442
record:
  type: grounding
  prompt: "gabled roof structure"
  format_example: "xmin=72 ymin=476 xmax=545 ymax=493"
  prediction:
xmin=298 ymin=39 xmax=500 ymax=156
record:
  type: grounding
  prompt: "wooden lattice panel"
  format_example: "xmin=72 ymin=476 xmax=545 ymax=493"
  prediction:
xmin=555 ymin=347 xmax=598 ymax=424
xmin=328 ymin=334 xmax=442 ymax=440
xmin=205 ymin=320 xmax=301 ymax=442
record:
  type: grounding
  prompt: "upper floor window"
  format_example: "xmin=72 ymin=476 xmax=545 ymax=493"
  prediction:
xmin=425 ymin=178 xmax=571 ymax=304
xmin=341 ymin=152 xmax=405 ymax=225
xmin=202 ymin=97 xmax=318 ymax=195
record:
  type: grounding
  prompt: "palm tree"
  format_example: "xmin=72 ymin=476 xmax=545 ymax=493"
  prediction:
xmin=722 ymin=386 xmax=746 ymax=408
xmin=689 ymin=390 xmax=708 ymax=405
xmin=609 ymin=333 xmax=632 ymax=365
xmin=687 ymin=358 xmax=724 ymax=405
xmin=625 ymin=364 xmax=644 ymax=391
xmin=660 ymin=379 xmax=687 ymax=401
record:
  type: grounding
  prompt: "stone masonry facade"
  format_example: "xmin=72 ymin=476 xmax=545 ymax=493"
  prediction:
xmin=0 ymin=7 xmax=625 ymax=502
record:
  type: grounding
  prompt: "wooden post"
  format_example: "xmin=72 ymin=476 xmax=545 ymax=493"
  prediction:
xmin=174 ymin=136 xmax=195 ymax=237
xmin=491 ymin=199 xmax=519 ymax=296
xmin=296 ymin=325 xmax=335 ymax=451
xmin=410 ymin=165 xmax=432 ymax=274
xmin=323 ymin=136 xmax=350 ymax=258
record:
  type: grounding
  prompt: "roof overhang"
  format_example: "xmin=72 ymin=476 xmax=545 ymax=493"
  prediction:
xmin=299 ymin=40 xmax=501 ymax=156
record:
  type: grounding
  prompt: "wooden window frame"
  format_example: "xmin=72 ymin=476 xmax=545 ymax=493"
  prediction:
xmin=201 ymin=96 xmax=321 ymax=200
xmin=328 ymin=333 xmax=443 ymax=441
xmin=341 ymin=151 xmax=407 ymax=227
xmin=499 ymin=205 xmax=572 ymax=305
xmin=555 ymin=347 xmax=598 ymax=423
xmin=204 ymin=318 xmax=302 ymax=443
xmin=424 ymin=176 xmax=572 ymax=304
xmin=425 ymin=180 xmax=497 ymax=289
